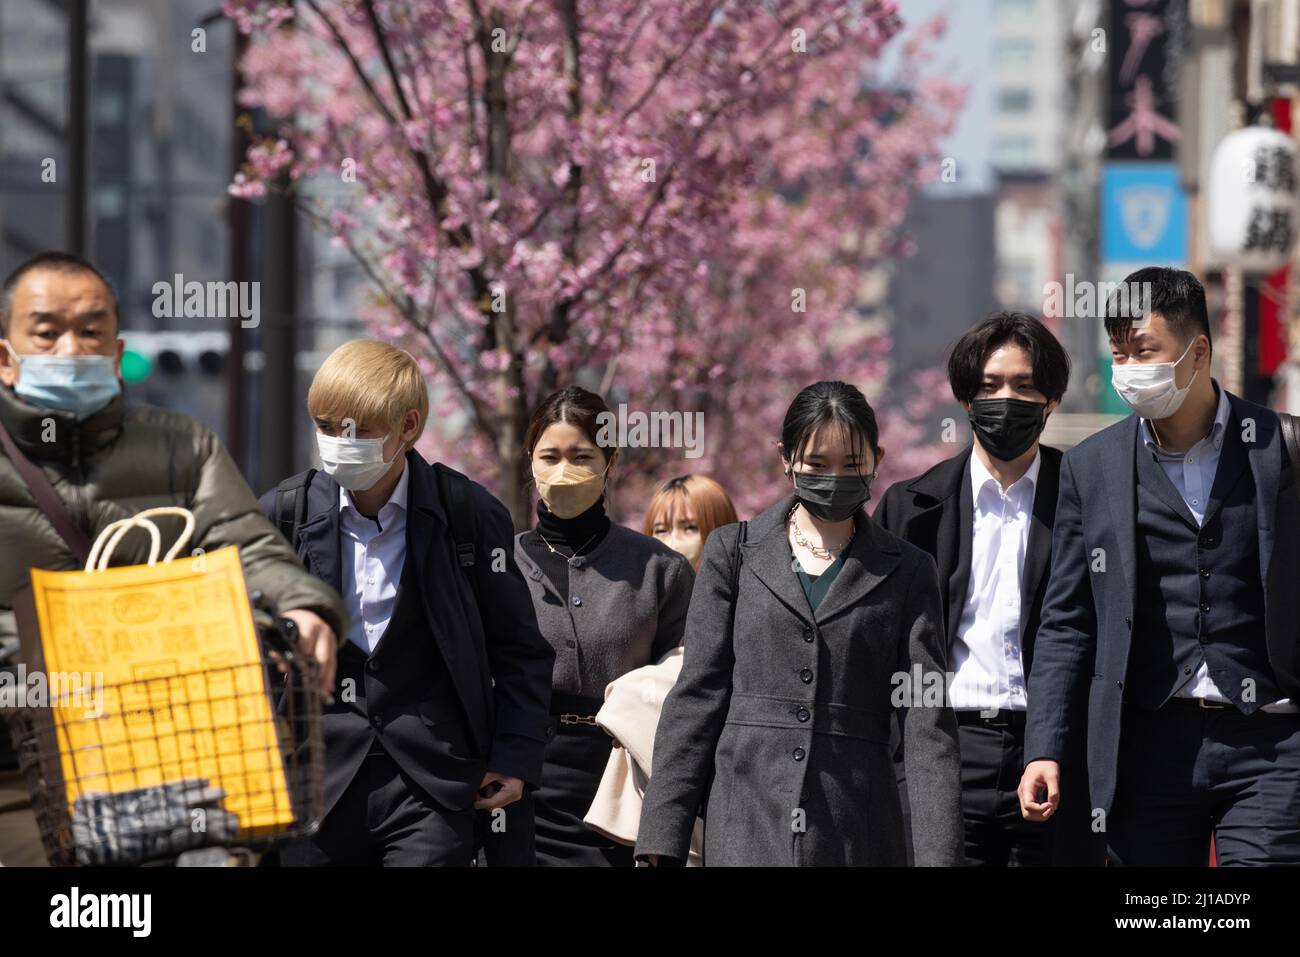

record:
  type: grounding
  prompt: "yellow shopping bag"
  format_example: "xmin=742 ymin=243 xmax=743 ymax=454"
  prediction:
xmin=14 ymin=507 xmax=294 ymax=836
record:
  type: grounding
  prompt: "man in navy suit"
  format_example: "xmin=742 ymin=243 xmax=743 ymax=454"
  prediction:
xmin=1019 ymin=267 xmax=1300 ymax=865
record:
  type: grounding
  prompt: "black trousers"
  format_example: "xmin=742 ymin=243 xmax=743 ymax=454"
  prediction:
xmin=955 ymin=712 xmax=1053 ymax=867
xmin=1107 ymin=700 xmax=1300 ymax=866
xmin=281 ymin=750 xmax=474 ymax=867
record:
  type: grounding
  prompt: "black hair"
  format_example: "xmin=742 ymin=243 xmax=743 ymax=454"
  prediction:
xmin=0 ymin=251 xmax=120 ymax=336
xmin=524 ymin=385 xmax=615 ymax=458
xmin=947 ymin=310 xmax=1071 ymax=405
xmin=780 ymin=381 xmax=880 ymax=472
xmin=1103 ymin=266 xmax=1211 ymax=350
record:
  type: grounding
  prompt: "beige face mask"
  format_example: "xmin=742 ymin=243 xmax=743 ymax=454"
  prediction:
xmin=533 ymin=461 xmax=608 ymax=518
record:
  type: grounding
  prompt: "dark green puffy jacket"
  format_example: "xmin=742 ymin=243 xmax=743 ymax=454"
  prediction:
xmin=0 ymin=385 xmax=348 ymax=768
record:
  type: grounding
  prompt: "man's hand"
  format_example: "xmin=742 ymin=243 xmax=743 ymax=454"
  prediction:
xmin=1019 ymin=759 xmax=1061 ymax=822
xmin=281 ymin=609 xmax=337 ymax=696
xmin=474 ymin=772 xmax=524 ymax=811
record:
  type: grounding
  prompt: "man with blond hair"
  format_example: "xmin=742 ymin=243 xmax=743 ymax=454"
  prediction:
xmin=262 ymin=339 xmax=553 ymax=865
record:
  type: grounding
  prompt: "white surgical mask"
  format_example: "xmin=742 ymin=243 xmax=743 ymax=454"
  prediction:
xmin=316 ymin=431 xmax=398 ymax=491
xmin=1111 ymin=338 xmax=1199 ymax=420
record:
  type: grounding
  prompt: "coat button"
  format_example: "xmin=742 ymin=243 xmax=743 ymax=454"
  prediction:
xmin=1184 ymin=666 xmax=1192 ymax=674
xmin=796 ymin=707 xmax=810 ymax=722
xmin=1199 ymin=568 xmax=1210 ymax=579
xmin=565 ymin=639 xmax=577 ymax=648
xmin=571 ymin=595 xmax=583 ymax=606
xmin=1200 ymin=602 xmax=1211 ymax=613
xmin=802 ymin=627 xmax=814 ymax=643
xmin=370 ymin=715 xmax=382 ymax=728
xmin=799 ymin=669 xmax=813 ymax=684
xmin=792 ymin=747 xmax=806 ymax=761
xmin=367 ymin=659 xmax=379 ymax=672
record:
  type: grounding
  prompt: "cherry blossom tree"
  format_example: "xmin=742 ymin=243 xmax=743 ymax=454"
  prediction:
xmin=226 ymin=0 xmax=962 ymax=527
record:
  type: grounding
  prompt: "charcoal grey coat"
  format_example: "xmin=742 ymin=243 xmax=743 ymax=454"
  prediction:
xmin=635 ymin=493 xmax=964 ymax=866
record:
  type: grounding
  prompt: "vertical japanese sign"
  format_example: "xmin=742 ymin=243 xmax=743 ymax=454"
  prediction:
xmin=1100 ymin=0 xmax=1187 ymax=413
xmin=1107 ymin=0 xmax=1182 ymax=161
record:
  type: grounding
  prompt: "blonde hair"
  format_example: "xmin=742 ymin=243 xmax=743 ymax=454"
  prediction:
xmin=307 ymin=339 xmax=429 ymax=438
xmin=643 ymin=475 xmax=738 ymax=543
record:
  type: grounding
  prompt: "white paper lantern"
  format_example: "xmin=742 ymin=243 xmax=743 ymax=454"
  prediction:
xmin=1208 ymin=126 xmax=1299 ymax=273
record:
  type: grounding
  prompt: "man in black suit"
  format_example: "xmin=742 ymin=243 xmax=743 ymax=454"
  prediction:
xmin=1020 ymin=268 xmax=1300 ymax=865
xmin=261 ymin=339 xmax=554 ymax=866
xmin=877 ymin=311 xmax=1097 ymax=865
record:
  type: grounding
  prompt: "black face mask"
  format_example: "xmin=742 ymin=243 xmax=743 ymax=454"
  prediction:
xmin=968 ymin=397 xmax=1047 ymax=462
xmin=792 ymin=471 xmax=876 ymax=522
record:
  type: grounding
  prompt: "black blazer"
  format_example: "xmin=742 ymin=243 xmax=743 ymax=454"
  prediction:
xmin=873 ymin=443 xmax=1062 ymax=678
xmin=875 ymin=443 xmax=1101 ymax=864
xmin=259 ymin=451 xmax=555 ymax=807
xmin=1025 ymin=393 xmax=1300 ymax=817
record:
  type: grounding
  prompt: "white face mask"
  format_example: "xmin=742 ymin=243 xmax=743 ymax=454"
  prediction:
xmin=664 ymin=533 xmax=703 ymax=566
xmin=316 ymin=431 xmax=398 ymax=491
xmin=1111 ymin=338 xmax=1199 ymax=420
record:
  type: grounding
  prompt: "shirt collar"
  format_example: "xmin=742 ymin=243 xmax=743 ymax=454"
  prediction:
xmin=338 ymin=458 xmax=410 ymax=522
xmin=1140 ymin=378 xmax=1228 ymax=458
xmin=969 ymin=445 xmax=1040 ymax=505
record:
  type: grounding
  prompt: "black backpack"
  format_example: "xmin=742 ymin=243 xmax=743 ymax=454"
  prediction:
xmin=273 ymin=462 xmax=481 ymax=604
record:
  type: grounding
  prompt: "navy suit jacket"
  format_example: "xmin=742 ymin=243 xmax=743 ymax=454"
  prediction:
xmin=259 ymin=451 xmax=555 ymax=792
xmin=1025 ymin=391 xmax=1300 ymax=815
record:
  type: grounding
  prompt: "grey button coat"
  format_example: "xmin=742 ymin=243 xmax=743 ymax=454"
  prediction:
xmin=636 ymin=493 xmax=964 ymax=866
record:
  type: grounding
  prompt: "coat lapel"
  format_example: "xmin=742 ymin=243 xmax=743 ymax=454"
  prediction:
xmin=745 ymin=494 xmax=816 ymax=626
xmin=1102 ymin=415 xmax=1139 ymax=620
xmin=297 ymin=471 xmax=343 ymax=594
xmin=813 ymin=512 xmax=902 ymax=627
xmin=948 ymin=472 xmax=973 ymax=645
xmin=404 ymin=451 xmax=453 ymax=635
xmin=1202 ymin=397 xmax=1250 ymax=527
xmin=904 ymin=447 xmax=972 ymax=645
xmin=1019 ymin=446 xmax=1060 ymax=642
xmin=1238 ymin=394 xmax=1280 ymax=586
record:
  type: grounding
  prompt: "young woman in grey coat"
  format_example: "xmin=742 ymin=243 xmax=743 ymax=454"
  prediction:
xmin=636 ymin=381 xmax=964 ymax=866
xmin=506 ymin=386 xmax=695 ymax=866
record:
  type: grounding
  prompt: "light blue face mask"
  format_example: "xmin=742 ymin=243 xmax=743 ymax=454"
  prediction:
xmin=5 ymin=342 xmax=121 ymax=420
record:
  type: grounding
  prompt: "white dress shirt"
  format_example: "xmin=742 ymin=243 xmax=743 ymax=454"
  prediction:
xmin=948 ymin=449 xmax=1040 ymax=712
xmin=339 ymin=461 xmax=410 ymax=653
xmin=1140 ymin=381 xmax=1296 ymax=712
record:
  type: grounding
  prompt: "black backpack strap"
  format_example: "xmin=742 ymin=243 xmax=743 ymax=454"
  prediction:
xmin=274 ymin=468 xmax=317 ymax=551
xmin=434 ymin=462 xmax=481 ymax=605
xmin=1281 ymin=413 xmax=1300 ymax=504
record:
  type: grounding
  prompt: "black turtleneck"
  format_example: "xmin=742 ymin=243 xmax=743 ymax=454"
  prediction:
xmin=522 ymin=494 xmax=612 ymax=595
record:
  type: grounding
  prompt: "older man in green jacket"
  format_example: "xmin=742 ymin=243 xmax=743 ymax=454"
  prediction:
xmin=0 ymin=251 xmax=348 ymax=866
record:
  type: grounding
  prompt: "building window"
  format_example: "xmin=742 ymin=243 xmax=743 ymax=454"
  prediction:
xmin=993 ymin=136 xmax=1034 ymax=168
xmin=996 ymin=0 xmax=1034 ymax=18
xmin=998 ymin=88 xmax=1033 ymax=113
xmin=994 ymin=38 xmax=1033 ymax=67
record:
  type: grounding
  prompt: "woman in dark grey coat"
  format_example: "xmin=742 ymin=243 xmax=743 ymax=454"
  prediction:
xmin=636 ymin=382 xmax=964 ymax=866
xmin=507 ymin=386 xmax=694 ymax=866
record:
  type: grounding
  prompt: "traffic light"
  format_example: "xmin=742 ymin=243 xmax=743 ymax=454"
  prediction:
xmin=119 ymin=331 xmax=228 ymax=384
